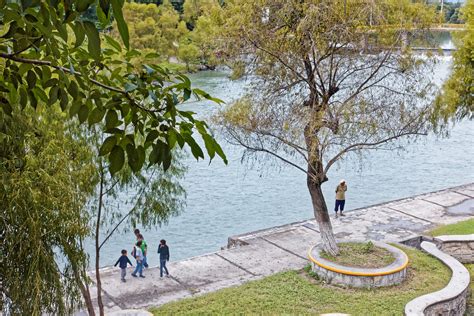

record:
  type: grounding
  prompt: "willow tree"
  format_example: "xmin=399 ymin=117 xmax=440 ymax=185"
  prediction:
xmin=0 ymin=108 xmax=96 ymax=315
xmin=216 ymin=0 xmax=437 ymax=255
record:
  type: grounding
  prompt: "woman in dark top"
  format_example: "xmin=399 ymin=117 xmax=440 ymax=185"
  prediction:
xmin=157 ymin=239 xmax=170 ymax=277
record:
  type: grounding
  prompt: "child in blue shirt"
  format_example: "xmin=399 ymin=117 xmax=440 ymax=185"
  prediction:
xmin=114 ymin=249 xmax=133 ymax=282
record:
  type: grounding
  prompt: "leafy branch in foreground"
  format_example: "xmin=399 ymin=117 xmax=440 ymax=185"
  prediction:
xmin=0 ymin=1 xmax=227 ymax=177
xmin=1 ymin=1 xmax=227 ymax=315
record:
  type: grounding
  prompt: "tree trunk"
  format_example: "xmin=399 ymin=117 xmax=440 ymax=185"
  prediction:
xmin=95 ymin=172 xmax=105 ymax=316
xmin=307 ymin=177 xmax=339 ymax=256
xmin=78 ymin=278 xmax=95 ymax=316
xmin=72 ymin=259 xmax=95 ymax=316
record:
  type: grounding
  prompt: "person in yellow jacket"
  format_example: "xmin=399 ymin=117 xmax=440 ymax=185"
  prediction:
xmin=334 ymin=179 xmax=347 ymax=218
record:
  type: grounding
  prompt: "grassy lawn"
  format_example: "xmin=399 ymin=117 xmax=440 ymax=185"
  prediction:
xmin=426 ymin=218 xmax=474 ymax=236
xmin=320 ymin=242 xmax=395 ymax=268
xmin=466 ymin=264 xmax=474 ymax=314
xmin=151 ymin=246 xmax=450 ymax=315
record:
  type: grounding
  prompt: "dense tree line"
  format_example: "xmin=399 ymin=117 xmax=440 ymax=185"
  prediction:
xmin=440 ymin=2 xmax=465 ymax=24
xmin=112 ymin=0 xmax=224 ymax=71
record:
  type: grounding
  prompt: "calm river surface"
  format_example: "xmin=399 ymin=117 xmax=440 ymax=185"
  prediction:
xmin=90 ymin=53 xmax=474 ymax=267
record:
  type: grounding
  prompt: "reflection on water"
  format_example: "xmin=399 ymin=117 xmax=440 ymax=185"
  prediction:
xmin=86 ymin=39 xmax=474 ymax=267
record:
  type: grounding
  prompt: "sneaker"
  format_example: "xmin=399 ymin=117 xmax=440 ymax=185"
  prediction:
xmin=340 ymin=212 xmax=346 ymax=217
xmin=121 ymin=279 xmax=126 ymax=283
xmin=139 ymin=275 xmax=145 ymax=278
xmin=131 ymin=274 xmax=137 ymax=277
xmin=335 ymin=212 xmax=338 ymax=219
xmin=165 ymin=274 xmax=170 ymax=278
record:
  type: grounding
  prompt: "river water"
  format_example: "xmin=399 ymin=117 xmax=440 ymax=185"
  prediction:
xmin=91 ymin=44 xmax=474 ymax=267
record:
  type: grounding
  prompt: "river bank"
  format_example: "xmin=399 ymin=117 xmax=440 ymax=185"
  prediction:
xmin=84 ymin=183 xmax=474 ymax=313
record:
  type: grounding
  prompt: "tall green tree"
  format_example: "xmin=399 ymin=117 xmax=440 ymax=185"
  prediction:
xmin=216 ymin=0 xmax=437 ymax=255
xmin=117 ymin=1 xmax=189 ymax=58
xmin=0 ymin=107 xmax=96 ymax=315
xmin=182 ymin=0 xmax=221 ymax=29
xmin=186 ymin=0 xmax=224 ymax=69
xmin=435 ymin=0 xmax=474 ymax=120
xmin=81 ymin=126 xmax=187 ymax=315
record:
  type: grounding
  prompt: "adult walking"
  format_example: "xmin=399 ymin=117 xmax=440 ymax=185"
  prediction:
xmin=157 ymin=239 xmax=170 ymax=278
xmin=131 ymin=241 xmax=145 ymax=278
xmin=334 ymin=179 xmax=347 ymax=218
xmin=134 ymin=228 xmax=149 ymax=268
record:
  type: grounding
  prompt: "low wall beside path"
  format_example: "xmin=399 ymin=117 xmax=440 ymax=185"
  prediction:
xmin=404 ymin=241 xmax=470 ymax=316
xmin=434 ymin=234 xmax=474 ymax=264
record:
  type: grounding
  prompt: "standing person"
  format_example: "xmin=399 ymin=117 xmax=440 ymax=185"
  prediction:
xmin=334 ymin=179 xmax=347 ymax=218
xmin=131 ymin=241 xmax=145 ymax=278
xmin=114 ymin=249 xmax=133 ymax=282
xmin=157 ymin=239 xmax=170 ymax=278
xmin=137 ymin=233 xmax=149 ymax=268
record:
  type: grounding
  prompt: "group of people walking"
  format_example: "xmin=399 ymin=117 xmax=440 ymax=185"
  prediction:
xmin=114 ymin=180 xmax=347 ymax=282
xmin=114 ymin=228 xmax=170 ymax=282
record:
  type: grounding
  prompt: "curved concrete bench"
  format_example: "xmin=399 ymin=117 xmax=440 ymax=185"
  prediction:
xmin=308 ymin=241 xmax=409 ymax=288
xmin=434 ymin=234 xmax=474 ymax=264
xmin=404 ymin=241 xmax=470 ymax=316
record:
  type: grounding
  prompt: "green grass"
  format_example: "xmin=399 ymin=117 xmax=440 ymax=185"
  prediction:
xmin=320 ymin=242 xmax=395 ymax=268
xmin=151 ymin=246 xmax=450 ymax=315
xmin=466 ymin=264 xmax=474 ymax=314
xmin=426 ymin=218 xmax=474 ymax=236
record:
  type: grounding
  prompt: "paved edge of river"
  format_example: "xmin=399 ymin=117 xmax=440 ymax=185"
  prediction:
xmin=80 ymin=183 xmax=474 ymax=314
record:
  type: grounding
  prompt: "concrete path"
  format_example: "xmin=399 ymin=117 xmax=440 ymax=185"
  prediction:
xmin=89 ymin=183 xmax=474 ymax=313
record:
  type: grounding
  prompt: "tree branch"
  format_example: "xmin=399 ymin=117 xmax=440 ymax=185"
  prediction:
xmin=228 ymin=129 xmax=309 ymax=175
xmin=0 ymin=52 xmax=162 ymax=115
xmin=98 ymin=170 xmax=157 ymax=250
xmin=323 ymin=131 xmax=427 ymax=175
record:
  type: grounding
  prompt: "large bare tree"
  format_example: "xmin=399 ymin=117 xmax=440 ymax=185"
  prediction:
xmin=216 ymin=0 xmax=438 ymax=255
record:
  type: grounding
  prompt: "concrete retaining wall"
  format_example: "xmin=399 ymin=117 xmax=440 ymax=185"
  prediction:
xmin=404 ymin=241 xmax=470 ymax=316
xmin=434 ymin=234 xmax=474 ymax=264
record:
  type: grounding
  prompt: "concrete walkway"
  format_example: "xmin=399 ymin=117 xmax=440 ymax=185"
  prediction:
xmin=89 ymin=183 xmax=474 ymax=313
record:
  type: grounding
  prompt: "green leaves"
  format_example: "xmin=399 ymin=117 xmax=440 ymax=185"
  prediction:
xmin=0 ymin=0 xmax=227 ymax=177
xmin=109 ymin=145 xmax=125 ymax=174
xmin=83 ymin=21 xmax=101 ymax=60
xmin=26 ymin=70 xmax=37 ymax=89
xmin=111 ymin=0 xmax=129 ymax=50
xmin=72 ymin=22 xmax=86 ymax=48
xmin=99 ymin=136 xmax=116 ymax=156
xmin=105 ymin=110 xmax=119 ymax=129
xmin=0 ymin=98 xmax=13 ymax=116
xmin=88 ymin=107 xmax=106 ymax=126
xmin=76 ymin=0 xmax=95 ymax=12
